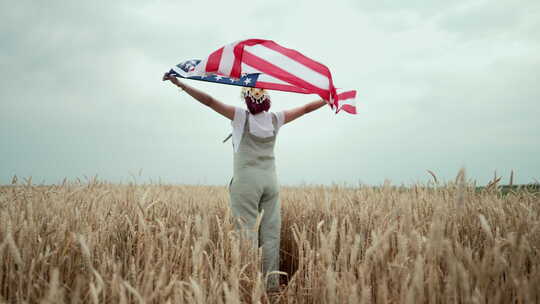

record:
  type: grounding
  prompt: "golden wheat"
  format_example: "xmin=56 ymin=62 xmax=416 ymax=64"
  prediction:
xmin=0 ymin=177 xmax=539 ymax=303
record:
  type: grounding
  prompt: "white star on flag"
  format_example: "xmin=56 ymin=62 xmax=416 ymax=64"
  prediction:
xmin=243 ymin=78 xmax=251 ymax=85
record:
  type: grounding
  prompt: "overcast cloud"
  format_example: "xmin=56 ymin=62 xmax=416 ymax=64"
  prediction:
xmin=1 ymin=0 xmax=539 ymax=186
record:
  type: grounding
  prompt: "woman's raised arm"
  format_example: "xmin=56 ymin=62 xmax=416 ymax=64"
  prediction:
xmin=284 ymin=99 xmax=327 ymax=124
xmin=163 ymin=73 xmax=234 ymax=120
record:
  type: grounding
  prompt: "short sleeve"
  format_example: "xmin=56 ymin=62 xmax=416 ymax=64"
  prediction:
xmin=231 ymin=107 xmax=246 ymax=152
xmin=275 ymin=111 xmax=285 ymax=129
xmin=232 ymin=107 xmax=246 ymax=129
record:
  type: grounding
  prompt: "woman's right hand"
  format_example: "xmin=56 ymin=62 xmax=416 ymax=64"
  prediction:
xmin=163 ymin=72 xmax=182 ymax=86
xmin=162 ymin=72 xmax=175 ymax=82
xmin=163 ymin=73 xmax=186 ymax=92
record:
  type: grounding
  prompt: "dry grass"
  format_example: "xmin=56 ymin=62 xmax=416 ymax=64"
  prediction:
xmin=1 ymin=176 xmax=539 ymax=303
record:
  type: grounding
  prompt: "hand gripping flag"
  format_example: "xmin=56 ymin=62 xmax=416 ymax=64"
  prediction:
xmin=166 ymin=39 xmax=357 ymax=114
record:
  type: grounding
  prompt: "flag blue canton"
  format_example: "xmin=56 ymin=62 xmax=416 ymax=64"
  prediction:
xmin=177 ymin=60 xmax=201 ymax=73
xmin=189 ymin=73 xmax=260 ymax=87
xmin=168 ymin=59 xmax=260 ymax=88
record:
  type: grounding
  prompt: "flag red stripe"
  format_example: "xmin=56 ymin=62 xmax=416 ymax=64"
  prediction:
xmin=339 ymin=104 xmax=357 ymax=114
xmin=231 ymin=44 xmax=243 ymax=78
xmin=242 ymin=51 xmax=330 ymax=100
xmin=262 ymin=41 xmax=332 ymax=79
xmin=337 ymin=90 xmax=356 ymax=100
xmin=264 ymin=40 xmax=338 ymax=100
xmin=231 ymin=39 xmax=267 ymax=78
xmin=255 ymin=81 xmax=311 ymax=94
xmin=205 ymin=47 xmax=224 ymax=73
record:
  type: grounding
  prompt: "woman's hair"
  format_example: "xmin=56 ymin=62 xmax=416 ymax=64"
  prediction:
xmin=241 ymin=87 xmax=271 ymax=114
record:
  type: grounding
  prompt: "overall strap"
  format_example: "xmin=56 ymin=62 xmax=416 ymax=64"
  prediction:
xmin=271 ymin=113 xmax=278 ymax=136
xmin=244 ymin=110 xmax=250 ymax=133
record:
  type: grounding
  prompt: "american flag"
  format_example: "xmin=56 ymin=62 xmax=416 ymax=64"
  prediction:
xmin=166 ymin=39 xmax=357 ymax=114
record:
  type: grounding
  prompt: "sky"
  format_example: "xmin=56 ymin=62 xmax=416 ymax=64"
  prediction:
xmin=1 ymin=0 xmax=539 ymax=186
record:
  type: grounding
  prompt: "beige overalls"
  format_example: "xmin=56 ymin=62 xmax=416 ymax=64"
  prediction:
xmin=229 ymin=110 xmax=281 ymax=291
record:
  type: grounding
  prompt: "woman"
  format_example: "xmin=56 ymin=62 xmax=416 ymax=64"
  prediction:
xmin=162 ymin=73 xmax=327 ymax=291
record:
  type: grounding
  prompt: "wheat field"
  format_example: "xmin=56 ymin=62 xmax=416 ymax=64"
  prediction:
xmin=1 ymin=174 xmax=539 ymax=303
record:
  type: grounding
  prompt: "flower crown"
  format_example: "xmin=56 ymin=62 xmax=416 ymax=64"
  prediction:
xmin=241 ymin=87 xmax=270 ymax=104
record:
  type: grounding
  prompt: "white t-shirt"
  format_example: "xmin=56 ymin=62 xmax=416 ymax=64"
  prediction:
xmin=231 ymin=107 xmax=285 ymax=152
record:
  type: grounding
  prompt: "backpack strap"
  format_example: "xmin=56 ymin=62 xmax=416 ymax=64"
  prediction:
xmin=222 ymin=133 xmax=232 ymax=143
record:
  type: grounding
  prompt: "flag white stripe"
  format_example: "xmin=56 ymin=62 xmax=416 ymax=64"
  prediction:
xmin=257 ymin=74 xmax=291 ymax=85
xmin=338 ymin=98 xmax=355 ymax=106
xmin=193 ymin=59 xmax=207 ymax=76
xmin=172 ymin=66 xmax=188 ymax=77
xmin=245 ymin=44 xmax=330 ymax=91
xmin=241 ymin=63 xmax=291 ymax=85
xmin=218 ymin=43 xmax=236 ymax=76
xmin=240 ymin=62 xmax=261 ymax=74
